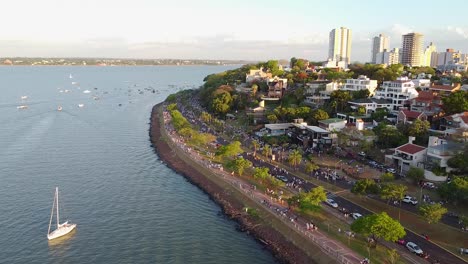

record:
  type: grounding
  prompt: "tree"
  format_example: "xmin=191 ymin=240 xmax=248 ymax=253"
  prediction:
xmin=351 ymin=212 xmax=406 ymax=244
xmin=380 ymin=183 xmax=407 ymax=204
xmin=262 ymin=144 xmax=272 ymax=159
xmin=380 ymin=172 xmax=395 ymax=182
xmin=267 ymin=114 xmax=278 ymax=124
xmin=438 ymin=177 xmax=468 ymax=204
xmin=447 ymin=144 xmax=468 ymax=175
xmin=386 ymin=249 xmax=400 ymax=264
xmin=352 ymin=89 xmax=370 ymax=100
xmin=251 ymin=84 xmax=258 ymax=97
xmin=232 ymin=157 xmax=253 ymax=176
xmin=442 ymin=91 xmax=468 ymax=115
xmin=311 ymin=109 xmax=329 ymax=122
xmin=408 ymin=119 xmax=430 ymax=137
xmin=351 ymin=179 xmax=379 ymax=196
xmin=253 ymin=167 xmax=270 ymax=182
xmin=288 ymin=149 xmax=302 ymax=170
xmin=357 ymin=105 xmax=367 ymax=115
xmin=252 ymin=140 xmax=260 ymax=157
xmin=371 ymin=108 xmax=389 ymax=122
xmin=305 ymin=162 xmax=319 ymax=175
xmin=291 ymin=186 xmax=327 ymax=210
xmin=407 ymin=167 xmax=424 ymax=184
xmin=201 ymin=111 xmax=212 ymax=123
xmin=373 ymin=123 xmax=406 ymax=148
xmin=330 ymin=90 xmax=352 ymax=112
xmin=216 ymin=141 xmax=243 ymax=158
xmin=419 ymin=203 xmax=448 ymax=224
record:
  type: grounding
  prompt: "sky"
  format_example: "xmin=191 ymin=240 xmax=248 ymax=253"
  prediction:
xmin=1 ymin=0 xmax=467 ymax=62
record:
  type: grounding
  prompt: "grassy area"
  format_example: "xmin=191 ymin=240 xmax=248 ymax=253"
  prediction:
xmin=298 ymin=209 xmax=406 ymax=264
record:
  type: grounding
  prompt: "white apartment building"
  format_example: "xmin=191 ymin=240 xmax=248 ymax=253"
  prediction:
xmin=374 ymin=76 xmax=419 ymax=112
xmin=371 ymin=34 xmax=389 ymax=64
xmin=422 ymin=42 xmax=437 ymax=67
xmin=329 ymin=27 xmax=352 ymax=64
xmin=341 ymin=75 xmax=378 ymax=95
xmin=375 ymin=48 xmax=400 ymax=65
xmin=412 ymin=78 xmax=431 ymax=90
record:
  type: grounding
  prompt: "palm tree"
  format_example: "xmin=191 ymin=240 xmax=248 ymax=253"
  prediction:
xmin=262 ymin=144 xmax=271 ymax=160
xmin=252 ymin=140 xmax=260 ymax=157
xmin=305 ymin=162 xmax=319 ymax=176
xmin=288 ymin=149 xmax=302 ymax=170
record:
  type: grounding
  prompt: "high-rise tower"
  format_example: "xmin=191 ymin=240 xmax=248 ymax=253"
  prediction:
xmin=371 ymin=34 xmax=389 ymax=64
xmin=401 ymin=33 xmax=424 ymax=66
xmin=328 ymin=27 xmax=352 ymax=64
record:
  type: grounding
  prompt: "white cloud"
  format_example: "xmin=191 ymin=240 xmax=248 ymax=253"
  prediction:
xmin=447 ymin=26 xmax=468 ymax=39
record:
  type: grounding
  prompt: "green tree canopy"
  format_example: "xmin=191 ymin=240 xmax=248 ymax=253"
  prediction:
xmin=288 ymin=149 xmax=302 ymax=169
xmin=419 ymin=203 xmax=448 ymax=224
xmin=351 ymin=179 xmax=380 ymax=195
xmin=231 ymin=157 xmax=253 ymax=176
xmin=351 ymin=212 xmax=406 ymax=243
xmin=380 ymin=172 xmax=395 ymax=182
xmin=305 ymin=162 xmax=319 ymax=175
xmin=216 ymin=141 xmax=243 ymax=158
xmin=380 ymin=183 xmax=407 ymax=204
xmin=438 ymin=177 xmax=468 ymax=204
xmin=408 ymin=119 xmax=430 ymax=137
xmin=406 ymin=167 xmax=424 ymax=184
xmin=290 ymin=186 xmax=327 ymax=210
xmin=253 ymin=167 xmax=270 ymax=181
xmin=442 ymin=91 xmax=468 ymax=115
xmin=311 ymin=109 xmax=329 ymax=122
xmin=447 ymin=144 xmax=468 ymax=175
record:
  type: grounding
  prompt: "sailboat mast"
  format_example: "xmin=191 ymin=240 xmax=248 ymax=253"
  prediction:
xmin=48 ymin=189 xmax=56 ymax=235
xmin=56 ymin=187 xmax=59 ymax=228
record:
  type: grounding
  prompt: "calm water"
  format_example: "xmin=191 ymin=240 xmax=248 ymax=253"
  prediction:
xmin=0 ymin=66 xmax=276 ymax=264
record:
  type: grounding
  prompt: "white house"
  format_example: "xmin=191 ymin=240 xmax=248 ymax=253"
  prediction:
xmin=386 ymin=137 xmax=427 ymax=175
xmin=318 ymin=118 xmax=347 ymax=132
xmin=374 ymin=76 xmax=419 ymax=113
xmin=341 ymin=75 xmax=378 ymax=95
xmin=412 ymin=78 xmax=431 ymax=90
xmin=245 ymin=68 xmax=272 ymax=83
xmin=348 ymin=98 xmax=393 ymax=114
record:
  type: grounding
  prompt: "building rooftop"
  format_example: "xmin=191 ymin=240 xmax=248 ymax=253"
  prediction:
xmin=319 ymin=118 xmax=346 ymax=124
xmin=429 ymin=83 xmax=460 ymax=91
xmin=396 ymin=143 xmax=427 ymax=154
xmin=264 ymin=123 xmax=291 ymax=130
xmin=350 ymin=98 xmax=392 ymax=104
xmin=401 ymin=110 xmax=424 ymax=119
xmin=305 ymin=126 xmax=329 ymax=133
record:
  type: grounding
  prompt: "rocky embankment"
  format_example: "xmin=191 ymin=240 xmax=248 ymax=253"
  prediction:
xmin=149 ymin=103 xmax=321 ymax=264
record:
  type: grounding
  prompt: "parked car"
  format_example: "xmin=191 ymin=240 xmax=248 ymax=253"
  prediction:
xmin=325 ymin=198 xmax=338 ymax=208
xmin=402 ymin=196 xmax=418 ymax=205
xmin=386 ymin=168 xmax=397 ymax=174
xmin=406 ymin=242 xmax=424 ymax=255
xmin=358 ymin=151 xmax=366 ymax=157
xmin=352 ymin=213 xmax=363 ymax=220
xmin=422 ymin=182 xmax=436 ymax=189
xmin=276 ymin=175 xmax=288 ymax=183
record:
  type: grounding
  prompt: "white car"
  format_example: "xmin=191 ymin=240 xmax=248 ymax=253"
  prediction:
xmin=352 ymin=213 xmax=363 ymax=220
xmin=402 ymin=196 xmax=418 ymax=205
xmin=406 ymin=242 xmax=423 ymax=255
xmin=325 ymin=198 xmax=338 ymax=208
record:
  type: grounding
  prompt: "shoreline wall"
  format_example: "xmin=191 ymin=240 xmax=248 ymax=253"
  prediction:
xmin=149 ymin=103 xmax=327 ymax=264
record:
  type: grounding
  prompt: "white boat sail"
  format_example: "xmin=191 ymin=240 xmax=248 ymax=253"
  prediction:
xmin=47 ymin=187 xmax=76 ymax=240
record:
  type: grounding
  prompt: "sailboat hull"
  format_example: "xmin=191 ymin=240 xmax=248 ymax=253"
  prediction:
xmin=47 ymin=223 xmax=77 ymax=240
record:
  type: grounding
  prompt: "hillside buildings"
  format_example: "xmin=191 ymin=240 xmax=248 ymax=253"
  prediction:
xmin=341 ymin=75 xmax=378 ymax=95
xmin=371 ymin=34 xmax=390 ymax=64
xmin=328 ymin=27 xmax=352 ymax=66
xmin=422 ymin=42 xmax=438 ymax=67
xmin=374 ymin=76 xmax=419 ymax=112
xmin=401 ymin=33 xmax=424 ymax=66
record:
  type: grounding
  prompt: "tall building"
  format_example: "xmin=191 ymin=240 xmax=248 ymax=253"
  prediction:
xmin=376 ymin=48 xmax=400 ymax=66
xmin=328 ymin=27 xmax=352 ymax=64
xmin=371 ymin=34 xmax=389 ymax=63
xmin=422 ymin=42 xmax=437 ymax=67
xmin=401 ymin=33 xmax=424 ymax=66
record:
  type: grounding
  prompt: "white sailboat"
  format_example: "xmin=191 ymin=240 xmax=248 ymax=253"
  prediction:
xmin=47 ymin=187 xmax=76 ymax=240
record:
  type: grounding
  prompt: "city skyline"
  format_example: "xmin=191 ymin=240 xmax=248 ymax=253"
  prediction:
xmin=1 ymin=0 xmax=467 ymax=62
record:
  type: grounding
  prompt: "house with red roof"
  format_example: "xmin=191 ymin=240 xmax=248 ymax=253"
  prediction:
xmin=428 ymin=83 xmax=460 ymax=97
xmin=396 ymin=110 xmax=427 ymax=125
xmin=410 ymin=91 xmax=442 ymax=115
xmin=386 ymin=137 xmax=427 ymax=175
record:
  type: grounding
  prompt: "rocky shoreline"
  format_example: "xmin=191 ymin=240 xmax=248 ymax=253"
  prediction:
xmin=149 ymin=103 xmax=322 ymax=264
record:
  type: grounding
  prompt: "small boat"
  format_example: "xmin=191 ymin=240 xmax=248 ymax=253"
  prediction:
xmin=47 ymin=187 xmax=76 ymax=240
xmin=57 ymin=106 xmax=63 ymax=111
xmin=17 ymin=105 xmax=28 ymax=109
xmin=71 ymin=82 xmax=78 ymax=85
xmin=64 ymin=90 xmax=71 ymax=93
xmin=69 ymin=74 xmax=73 ymax=79
xmin=78 ymin=104 xmax=84 ymax=108
xmin=20 ymin=96 xmax=28 ymax=100
xmin=83 ymin=90 xmax=91 ymax=94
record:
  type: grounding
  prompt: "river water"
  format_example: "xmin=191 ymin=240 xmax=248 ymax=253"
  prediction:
xmin=0 ymin=66 xmax=276 ymax=263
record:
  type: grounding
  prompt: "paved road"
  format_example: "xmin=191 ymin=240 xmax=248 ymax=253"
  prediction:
xmin=243 ymin=155 xmax=466 ymax=264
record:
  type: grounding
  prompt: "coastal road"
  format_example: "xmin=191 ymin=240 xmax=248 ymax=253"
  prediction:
xmin=243 ymin=155 xmax=466 ymax=264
